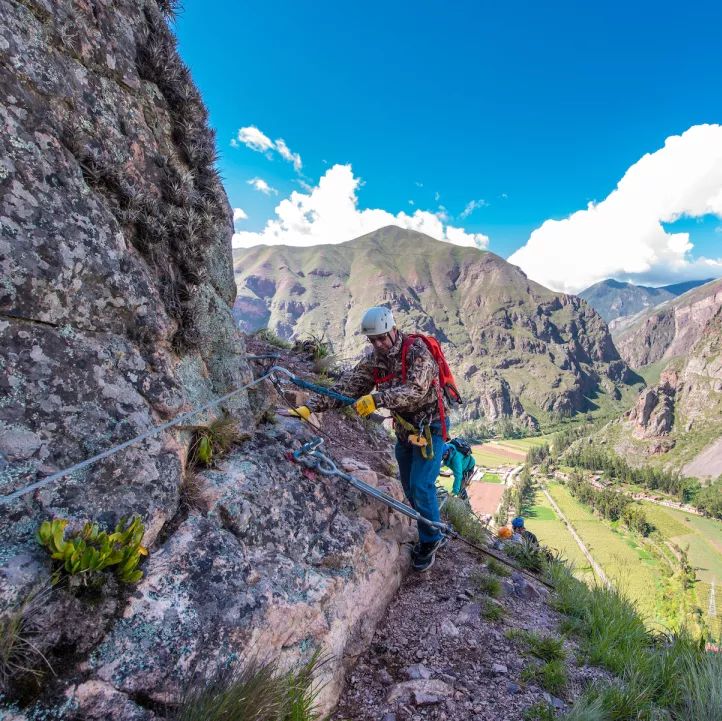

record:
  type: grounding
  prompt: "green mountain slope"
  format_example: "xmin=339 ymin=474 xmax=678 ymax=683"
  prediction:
xmin=233 ymin=227 xmax=639 ymax=430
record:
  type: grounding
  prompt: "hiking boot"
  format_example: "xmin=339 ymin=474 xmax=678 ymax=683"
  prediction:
xmin=412 ymin=540 xmax=441 ymax=572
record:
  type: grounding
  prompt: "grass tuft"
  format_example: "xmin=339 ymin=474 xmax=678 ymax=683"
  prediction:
xmin=254 ymin=328 xmax=292 ymax=350
xmin=176 ymin=650 xmax=327 ymax=721
xmin=470 ymin=570 xmax=502 ymax=598
xmin=521 ymin=658 xmax=567 ymax=695
xmin=443 ymin=496 xmax=489 ymax=546
xmin=481 ymin=599 xmax=505 ymax=622
xmin=486 ymin=558 xmax=512 ymax=577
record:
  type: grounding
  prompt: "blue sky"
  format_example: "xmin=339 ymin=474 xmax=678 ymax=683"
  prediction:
xmin=174 ymin=0 xmax=722 ymax=291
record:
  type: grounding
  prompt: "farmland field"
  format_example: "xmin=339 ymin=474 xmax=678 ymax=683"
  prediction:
xmin=641 ymin=502 xmax=722 ymax=636
xmin=471 ymin=434 xmax=554 ymax=468
xmin=527 ymin=489 xmax=595 ymax=582
xmin=546 ymin=482 xmax=665 ymax=621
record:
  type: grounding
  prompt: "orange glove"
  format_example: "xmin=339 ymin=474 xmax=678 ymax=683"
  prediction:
xmin=290 ymin=405 xmax=311 ymax=421
xmin=354 ymin=394 xmax=377 ymax=417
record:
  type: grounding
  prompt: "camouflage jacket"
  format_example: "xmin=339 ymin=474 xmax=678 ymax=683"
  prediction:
xmin=307 ymin=332 xmax=446 ymax=436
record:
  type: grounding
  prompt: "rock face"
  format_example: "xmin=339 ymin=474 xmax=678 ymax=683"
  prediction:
xmin=606 ymin=306 xmax=722 ymax=476
xmin=614 ymin=279 xmax=722 ymax=369
xmin=0 ymin=3 xmax=411 ymax=717
xmin=233 ymin=227 xmax=637 ymax=429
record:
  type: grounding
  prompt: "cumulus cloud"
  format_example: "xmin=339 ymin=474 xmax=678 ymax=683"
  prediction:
xmin=232 ymin=164 xmax=490 ymax=250
xmin=232 ymin=125 xmax=303 ymax=172
xmin=233 ymin=208 xmax=248 ymax=223
xmin=274 ymin=138 xmax=302 ymax=172
xmin=235 ymin=126 xmax=274 ymax=152
xmin=460 ymin=198 xmax=488 ymax=219
xmin=508 ymin=124 xmax=722 ymax=293
xmin=247 ymin=178 xmax=278 ymax=195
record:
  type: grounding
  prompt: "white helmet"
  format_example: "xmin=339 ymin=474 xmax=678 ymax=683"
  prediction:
xmin=361 ymin=306 xmax=395 ymax=335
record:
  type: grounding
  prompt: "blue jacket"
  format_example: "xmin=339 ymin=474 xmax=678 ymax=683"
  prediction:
xmin=443 ymin=444 xmax=475 ymax=495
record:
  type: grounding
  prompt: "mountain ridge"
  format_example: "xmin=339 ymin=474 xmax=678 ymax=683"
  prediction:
xmin=233 ymin=226 xmax=639 ymax=430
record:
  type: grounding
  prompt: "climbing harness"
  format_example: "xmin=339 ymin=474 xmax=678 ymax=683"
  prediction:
xmin=392 ymin=414 xmax=434 ymax=460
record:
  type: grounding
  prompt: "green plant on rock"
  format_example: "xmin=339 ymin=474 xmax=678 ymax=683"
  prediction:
xmin=182 ymin=414 xmax=248 ymax=468
xmin=0 ymin=585 xmax=54 ymax=693
xmin=521 ymin=658 xmax=567 ymax=695
xmin=176 ymin=650 xmax=328 ymax=721
xmin=486 ymin=558 xmax=512 ymax=577
xmin=523 ymin=702 xmax=557 ymax=721
xmin=37 ymin=516 xmax=148 ymax=585
xmin=505 ymin=537 xmax=546 ymax=573
xmin=254 ymin=327 xmax=292 ymax=350
xmin=470 ymin=570 xmax=502 ymax=598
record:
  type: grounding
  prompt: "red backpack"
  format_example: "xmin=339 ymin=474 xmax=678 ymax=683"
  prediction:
xmin=373 ymin=334 xmax=463 ymax=440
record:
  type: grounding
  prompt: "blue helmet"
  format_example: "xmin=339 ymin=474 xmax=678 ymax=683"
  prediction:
xmin=512 ymin=517 xmax=525 ymax=529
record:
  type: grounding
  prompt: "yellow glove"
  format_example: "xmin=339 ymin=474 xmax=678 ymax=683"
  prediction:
xmin=290 ymin=405 xmax=311 ymax=421
xmin=354 ymin=394 xmax=377 ymax=417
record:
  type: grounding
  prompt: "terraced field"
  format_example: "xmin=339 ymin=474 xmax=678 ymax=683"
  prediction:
xmin=471 ymin=435 xmax=552 ymax=468
xmin=546 ymin=482 xmax=665 ymax=622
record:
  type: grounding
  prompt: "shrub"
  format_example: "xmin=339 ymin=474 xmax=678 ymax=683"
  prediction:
xmin=505 ymin=538 xmax=546 ymax=573
xmin=523 ymin=631 xmax=566 ymax=663
xmin=37 ymin=516 xmax=147 ymax=584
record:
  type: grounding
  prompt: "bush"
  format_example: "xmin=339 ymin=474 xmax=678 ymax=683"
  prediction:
xmin=523 ymin=702 xmax=557 ymax=721
xmin=183 ymin=414 xmax=248 ymax=468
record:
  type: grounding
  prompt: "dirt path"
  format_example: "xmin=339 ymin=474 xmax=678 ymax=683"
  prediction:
xmin=331 ymin=541 xmax=602 ymax=721
xmin=541 ymin=486 xmax=609 ymax=587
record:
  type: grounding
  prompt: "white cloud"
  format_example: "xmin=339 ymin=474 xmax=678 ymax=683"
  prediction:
xmin=460 ymin=198 xmax=488 ymax=219
xmin=408 ymin=200 xmax=415 ymax=206
xmin=235 ymin=126 xmax=274 ymax=152
xmin=233 ymin=208 xmax=248 ymax=223
xmin=508 ymin=124 xmax=722 ymax=293
xmin=274 ymin=138 xmax=302 ymax=172
xmin=247 ymin=178 xmax=278 ymax=195
xmin=232 ymin=125 xmax=303 ymax=172
xmin=434 ymin=191 xmax=441 ymax=202
xmin=232 ymin=164 xmax=490 ymax=250
xmin=415 ymin=181 xmax=424 ymax=187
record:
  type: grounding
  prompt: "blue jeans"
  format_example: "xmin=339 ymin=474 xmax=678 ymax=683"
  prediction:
xmin=394 ymin=422 xmax=445 ymax=544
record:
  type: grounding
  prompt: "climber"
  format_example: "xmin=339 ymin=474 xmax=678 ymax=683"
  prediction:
xmin=511 ymin=516 xmax=539 ymax=545
xmin=291 ymin=306 xmax=453 ymax=572
xmin=441 ymin=440 xmax=476 ymax=499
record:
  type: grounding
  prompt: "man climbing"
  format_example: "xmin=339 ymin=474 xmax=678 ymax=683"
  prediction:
xmin=291 ymin=306 xmax=452 ymax=572
xmin=441 ymin=440 xmax=476 ymax=499
xmin=511 ymin=516 xmax=539 ymax=545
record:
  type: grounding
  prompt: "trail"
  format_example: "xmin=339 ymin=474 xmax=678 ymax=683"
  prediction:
xmin=541 ymin=485 xmax=609 ymax=587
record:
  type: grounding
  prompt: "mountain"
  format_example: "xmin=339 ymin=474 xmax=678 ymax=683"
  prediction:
xmin=579 ymin=278 xmax=714 ymax=324
xmin=614 ymin=278 xmax=722 ymax=369
xmin=592 ymin=279 xmax=722 ymax=478
xmin=232 ymin=226 xmax=639 ymax=430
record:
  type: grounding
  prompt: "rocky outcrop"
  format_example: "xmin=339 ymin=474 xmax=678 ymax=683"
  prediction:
xmin=233 ymin=227 xmax=638 ymax=428
xmin=615 ymin=279 xmax=722 ymax=368
xmin=0 ymin=3 xmax=411 ymax=717
xmin=626 ymin=379 xmax=676 ymax=438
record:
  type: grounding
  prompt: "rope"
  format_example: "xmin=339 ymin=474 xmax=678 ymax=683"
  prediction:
xmin=292 ymin=438 xmax=555 ymax=590
xmin=0 ymin=368 xmax=279 ymax=506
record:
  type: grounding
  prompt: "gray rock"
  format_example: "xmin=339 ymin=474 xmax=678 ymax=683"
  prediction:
xmin=403 ymin=663 xmax=432 ymax=680
xmin=387 ymin=680 xmax=454 ymax=705
xmin=506 ymin=681 xmax=521 ymax=694
xmin=455 ymin=602 xmax=482 ymax=626
xmin=491 ymin=663 xmax=508 ymax=674
xmin=440 ymin=619 xmax=460 ymax=637
xmin=378 ymin=669 xmax=394 ymax=685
